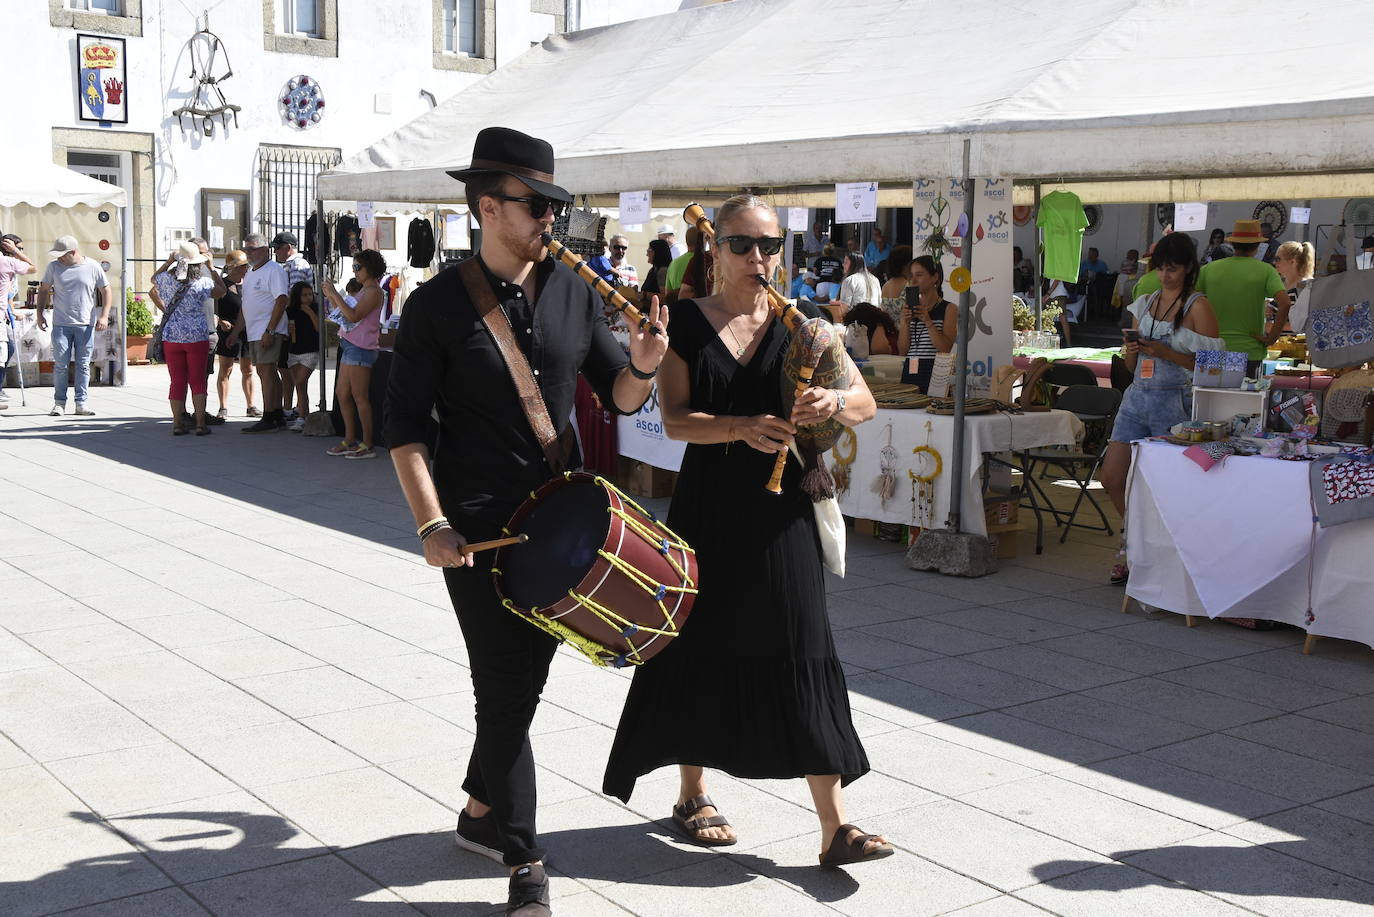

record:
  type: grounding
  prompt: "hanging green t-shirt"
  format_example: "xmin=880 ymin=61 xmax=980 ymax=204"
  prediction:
xmin=1196 ymin=256 xmax=1284 ymax=360
xmin=1036 ymin=190 xmax=1088 ymax=283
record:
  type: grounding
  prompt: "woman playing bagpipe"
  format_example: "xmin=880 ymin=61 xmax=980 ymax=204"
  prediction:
xmin=602 ymin=195 xmax=894 ymax=868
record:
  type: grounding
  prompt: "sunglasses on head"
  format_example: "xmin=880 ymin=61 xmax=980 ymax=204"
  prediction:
xmin=495 ymin=193 xmax=566 ymax=220
xmin=717 ymin=235 xmax=785 ymax=256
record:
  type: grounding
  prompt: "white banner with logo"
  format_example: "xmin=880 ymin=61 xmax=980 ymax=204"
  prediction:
xmin=911 ymin=177 xmax=1013 ymax=379
xmin=616 ymin=383 xmax=685 ymax=471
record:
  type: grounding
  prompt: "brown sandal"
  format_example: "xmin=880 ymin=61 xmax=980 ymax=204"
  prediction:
xmin=819 ymin=823 xmax=894 ymax=867
xmin=671 ymin=794 xmax=737 ymax=847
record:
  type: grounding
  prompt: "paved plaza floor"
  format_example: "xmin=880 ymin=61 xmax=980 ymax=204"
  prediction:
xmin=5 ymin=366 xmax=1374 ymax=916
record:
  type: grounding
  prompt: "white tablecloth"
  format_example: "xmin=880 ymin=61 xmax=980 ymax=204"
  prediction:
xmin=1126 ymin=441 xmax=1374 ymax=648
xmin=836 ymin=408 xmax=1083 ymax=535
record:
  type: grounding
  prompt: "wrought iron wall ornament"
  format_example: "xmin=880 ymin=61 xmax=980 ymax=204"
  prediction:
xmin=170 ymin=17 xmax=241 ymax=137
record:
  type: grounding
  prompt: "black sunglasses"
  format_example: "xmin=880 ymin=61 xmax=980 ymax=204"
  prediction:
xmin=495 ymin=193 xmax=566 ymax=220
xmin=610 ymin=244 xmax=628 ymax=251
xmin=717 ymin=235 xmax=785 ymax=256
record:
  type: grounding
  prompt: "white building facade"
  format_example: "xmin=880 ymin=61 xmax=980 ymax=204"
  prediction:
xmin=10 ymin=0 xmax=695 ymax=292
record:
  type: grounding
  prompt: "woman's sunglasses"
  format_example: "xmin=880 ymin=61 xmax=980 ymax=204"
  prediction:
xmin=717 ymin=235 xmax=785 ymax=256
xmin=495 ymin=194 xmax=567 ymax=220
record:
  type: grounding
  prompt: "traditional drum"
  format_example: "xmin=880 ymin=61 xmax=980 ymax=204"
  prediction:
xmin=493 ymin=472 xmax=698 ymax=668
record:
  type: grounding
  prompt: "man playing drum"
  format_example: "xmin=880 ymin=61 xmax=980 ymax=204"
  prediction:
xmin=384 ymin=126 xmax=668 ymax=917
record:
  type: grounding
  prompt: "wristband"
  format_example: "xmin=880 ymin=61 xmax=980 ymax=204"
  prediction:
xmin=419 ymin=521 xmax=451 ymax=543
xmin=416 ymin=516 xmax=448 ymax=538
xmin=627 ymin=361 xmax=657 ymax=380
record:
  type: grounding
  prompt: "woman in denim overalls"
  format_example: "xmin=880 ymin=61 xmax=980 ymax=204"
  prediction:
xmin=1100 ymin=233 xmax=1223 ymax=585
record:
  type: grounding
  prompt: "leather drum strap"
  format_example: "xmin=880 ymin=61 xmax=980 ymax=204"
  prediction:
xmin=457 ymin=257 xmax=569 ymax=475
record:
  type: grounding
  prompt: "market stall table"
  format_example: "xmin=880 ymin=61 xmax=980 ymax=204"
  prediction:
xmin=1013 ymin=346 xmax=1119 ymax=383
xmin=836 ymin=407 xmax=1083 ymax=536
xmin=1124 ymin=439 xmax=1374 ymax=650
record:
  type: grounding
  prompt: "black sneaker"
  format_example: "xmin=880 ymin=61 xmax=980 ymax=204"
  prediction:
xmin=454 ymin=810 xmax=504 ymax=864
xmin=507 ymin=863 xmax=550 ymax=917
xmin=241 ymin=417 xmax=278 ymax=433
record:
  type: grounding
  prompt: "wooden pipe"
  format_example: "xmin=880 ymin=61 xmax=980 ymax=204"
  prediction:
xmin=542 ymin=232 xmax=661 ymax=336
xmin=765 ymin=363 xmax=818 ymax=495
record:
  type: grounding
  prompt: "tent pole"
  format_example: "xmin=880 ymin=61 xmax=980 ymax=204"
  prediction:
xmin=1033 ymin=183 xmax=1042 ymax=331
xmin=1303 ymin=200 xmax=1312 ymax=243
xmin=946 ymin=138 xmax=976 ymax=533
xmin=315 ymin=196 xmax=327 ymax=413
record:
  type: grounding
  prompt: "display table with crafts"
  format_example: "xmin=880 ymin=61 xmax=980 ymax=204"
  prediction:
xmin=835 ymin=406 xmax=1083 ymax=536
xmin=1125 ymin=439 xmax=1374 ymax=650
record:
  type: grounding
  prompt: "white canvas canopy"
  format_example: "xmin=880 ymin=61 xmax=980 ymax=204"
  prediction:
xmin=320 ymin=0 xmax=1374 ymax=205
xmin=0 ymin=159 xmax=127 ymax=209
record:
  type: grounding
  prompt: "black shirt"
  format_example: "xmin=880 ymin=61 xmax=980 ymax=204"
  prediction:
xmin=385 ymin=255 xmax=632 ymax=526
xmin=813 ymin=256 xmax=843 ymax=284
xmin=286 ymin=299 xmax=320 ymax=355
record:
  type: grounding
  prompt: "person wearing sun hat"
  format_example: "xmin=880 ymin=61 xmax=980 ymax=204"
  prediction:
xmin=1196 ymin=219 xmax=1291 ymax=372
xmin=36 ymin=235 xmax=109 ymax=417
xmin=150 ymin=239 xmax=226 ymax=434
xmin=383 ymin=126 xmax=669 ymax=917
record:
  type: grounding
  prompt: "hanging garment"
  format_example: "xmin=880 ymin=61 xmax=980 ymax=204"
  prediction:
xmin=303 ymin=211 xmax=330 ymax=264
xmin=407 ymin=217 xmax=436 ymax=268
xmin=335 ymin=215 xmax=360 ymax=256
xmin=1037 ymin=190 xmax=1088 ymax=283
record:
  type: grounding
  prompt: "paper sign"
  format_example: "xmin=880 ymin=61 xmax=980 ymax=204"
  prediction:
xmin=1291 ymin=206 xmax=1312 ymax=225
xmin=786 ymin=207 xmax=808 ymax=231
xmin=619 ymin=191 xmax=651 ymax=225
xmin=219 ymin=199 xmax=235 ymax=220
xmin=835 ymin=182 xmax=878 ymax=224
xmin=1174 ymin=202 xmax=1207 ymax=231
xmin=208 ymin=226 xmax=225 ymax=250
xmin=444 ymin=213 xmax=470 ymax=249
xmin=621 ymin=224 xmax=642 ymax=233
xmin=357 ymin=201 xmax=376 ymax=229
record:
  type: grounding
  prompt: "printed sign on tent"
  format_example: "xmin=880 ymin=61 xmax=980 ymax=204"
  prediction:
xmin=1291 ymin=206 xmax=1312 ymax=225
xmin=786 ymin=207 xmax=808 ymax=231
xmin=444 ymin=213 xmax=470 ymax=249
xmin=1173 ymin=202 xmax=1207 ymax=232
xmin=835 ymin=182 xmax=878 ymax=224
xmin=619 ymin=191 xmax=651 ymax=225
xmin=357 ymin=201 xmax=376 ymax=229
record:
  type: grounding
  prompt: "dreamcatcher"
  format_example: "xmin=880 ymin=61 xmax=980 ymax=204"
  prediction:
xmin=830 ymin=427 xmax=857 ymax=498
xmin=908 ymin=421 xmax=943 ymax=530
xmin=874 ymin=423 xmax=898 ymax=506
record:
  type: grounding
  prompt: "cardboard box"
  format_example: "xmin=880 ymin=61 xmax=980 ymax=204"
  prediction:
xmin=625 ymin=461 xmax=677 ymax=498
xmin=984 ymin=497 xmax=1019 ymax=528
xmin=986 ymin=521 xmax=1020 ymax=559
xmin=853 ymin=518 xmax=877 ymax=537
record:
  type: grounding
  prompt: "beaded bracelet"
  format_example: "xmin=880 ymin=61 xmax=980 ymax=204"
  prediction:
xmin=417 ymin=517 xmax=450 ymax=541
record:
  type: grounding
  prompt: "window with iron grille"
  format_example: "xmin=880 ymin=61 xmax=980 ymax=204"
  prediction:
xmin=254 ymin=145 xmax=340 ymax=256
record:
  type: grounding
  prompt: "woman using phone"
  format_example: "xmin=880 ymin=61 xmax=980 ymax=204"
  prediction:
xmin=897 ymin=255 xmax=957 ymax=393
xmin=1100 ymin=232 xmax=1223 ymax=585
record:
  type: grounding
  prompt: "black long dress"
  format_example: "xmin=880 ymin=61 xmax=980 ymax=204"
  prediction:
xmin=602 ymin=299 xmax=869 ymax=802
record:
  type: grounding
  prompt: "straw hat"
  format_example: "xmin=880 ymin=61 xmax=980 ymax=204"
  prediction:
xmin=1226 ymin=219 xmax=1266 ymax=244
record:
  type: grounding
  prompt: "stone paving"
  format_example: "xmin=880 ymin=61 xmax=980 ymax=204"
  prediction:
xmin=5 ymin=367 xmax=1374 ymax=916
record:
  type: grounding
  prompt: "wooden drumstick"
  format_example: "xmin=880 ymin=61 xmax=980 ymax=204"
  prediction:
xmin=542 ymin=232 xmax=662 ymax=336
xmin=682 ymin=202 xmax=806 ymax=332
xmin=464 ymin=533 xmax=529 ymax=554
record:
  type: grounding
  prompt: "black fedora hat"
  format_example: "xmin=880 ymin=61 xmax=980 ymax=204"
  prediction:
xmin=448 ymin=126 xmax=571 ymax=203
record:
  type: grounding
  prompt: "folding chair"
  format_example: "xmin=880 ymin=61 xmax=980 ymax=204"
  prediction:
xmin=1044 ymin=361 xmax=1099 ymax=401
xmin=1021 ymin=385 xmax=1123 ymax=543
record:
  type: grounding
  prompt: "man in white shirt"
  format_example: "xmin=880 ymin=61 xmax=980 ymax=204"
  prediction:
xmin=803 ymin=219 xmax=829 ymax=260
xmin=657 ymin=225 xmax=686 ymax=260
xmin=229 ymin=233 xmax=290 ymax=432
xmin=36 ymin=236 xmax=109 ymax=416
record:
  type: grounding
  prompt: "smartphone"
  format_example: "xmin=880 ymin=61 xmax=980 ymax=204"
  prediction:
xmin=1122 ymin=329 xmax=1140 ymax=342
xmin=904 ymin=287 xmax=920 ymax=309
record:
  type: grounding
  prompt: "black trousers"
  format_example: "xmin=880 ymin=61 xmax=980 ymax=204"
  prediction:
xmin=442 ymin=516 xmax=559 ymax=867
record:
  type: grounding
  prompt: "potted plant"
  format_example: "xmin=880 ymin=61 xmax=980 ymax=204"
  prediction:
xmin=125 ymin=289 xmax=154 ymax=364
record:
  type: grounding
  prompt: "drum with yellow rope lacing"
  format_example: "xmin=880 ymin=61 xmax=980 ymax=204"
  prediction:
xmin=492 ymin=472 xmax=699 ymax=668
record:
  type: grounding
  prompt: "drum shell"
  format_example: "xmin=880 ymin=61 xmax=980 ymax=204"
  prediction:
xmin=494 ymin=473 xmax=697 ymax=666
